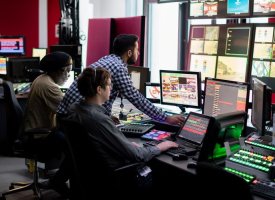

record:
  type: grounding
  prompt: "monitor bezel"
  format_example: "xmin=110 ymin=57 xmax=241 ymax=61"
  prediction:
xmin=0 ymin=35 xmax=26 ymax=56
xmin=159 ymin=70 xmax=202 ymax=109
xmin=203 ymin=77 xmax=250 ymax=116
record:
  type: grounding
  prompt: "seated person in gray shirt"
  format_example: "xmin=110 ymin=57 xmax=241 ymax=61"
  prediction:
xmin=66 ymin=67 xmax=178 ymax=170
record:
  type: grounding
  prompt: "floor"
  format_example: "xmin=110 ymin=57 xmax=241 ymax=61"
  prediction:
xmin=0 ymin=156 xmax=62 ymax=200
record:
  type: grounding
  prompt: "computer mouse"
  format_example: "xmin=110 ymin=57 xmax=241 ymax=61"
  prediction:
xmin=187 ymin=161 xmax=197 ymax=169
xmin=172 ymin=154 xmax=188 ymax=161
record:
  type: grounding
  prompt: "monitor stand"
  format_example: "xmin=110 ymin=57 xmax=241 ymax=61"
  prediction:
xmin=178 ymin=106 xmax=186 ymax=114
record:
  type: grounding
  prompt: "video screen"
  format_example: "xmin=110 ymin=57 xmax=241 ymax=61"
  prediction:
xmin=189 ymin=1 xmax=219 ymax=18
xmin=251 ymin=60 xmax=271 ymax=77
xmin=205 ymin=26 xmax=220 ymax=40
xmin=190 ymin=40 xmax=204 ymax=54
xmin=178 ymin=112 xmax=211 ymax=145
xmin=145 ymin=83 xmax=161 ymax=103
xmin=191 ymin=26 xmax=206 ymax=39
xmin=227 ymin=0 xmax=250 ymax=14
xmin=190 ymin=54 xmax=216 ymax=81
xmin=160 ymin=70 xmax=201 ymax=108
xmin=253 ymin=43 xmax=273 ymax=59
xmin=216 ymin=56 xmax=248 ymax=82
xmin=203 ymin=78 xmax=249 ymax=117
xmin=225 ymin=27 xmax=251 ymax=56
xmin=270 ymin=62 xmax=275 ymax=77
xmin=0 ymin=57 xmax=7 ymax=75
xmin=32 ymin=48 xmax=47 ymax=61
xmin=0 ymin=36 xmax=25 ymax=56
xmin=253 ymin=0 xmax=275 ymax=16
xmin=255 ymin=27 xmax=274 ymax=43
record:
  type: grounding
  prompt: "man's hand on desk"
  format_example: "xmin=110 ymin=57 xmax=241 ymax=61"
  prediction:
xmin=165 ymin=115 xmax=185 ymax=126
xmin=111 ymin=115 xmax=120 ymax=125
xmin=156 ymin=141 xmax=178 ymax=152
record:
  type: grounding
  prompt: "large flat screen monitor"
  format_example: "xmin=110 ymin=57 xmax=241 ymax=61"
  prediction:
xmin=160 ymin=70 xmax=202 ymax=112
xmin=0 ymin=35 xmax=25 ymax=56
xmin=251 ymin=77 xmax=272 ymax=136
xmin=203 ymin=77 xmax=249 ymax=117
xmin=7 ymin=57 xmax=40 ymax=83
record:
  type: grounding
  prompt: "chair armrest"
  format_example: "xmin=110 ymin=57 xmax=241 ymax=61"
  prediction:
xmin=25 ymin=128 xmax=52 ymax=135
xmin=114 ymin=162 xmax=144 ymax=173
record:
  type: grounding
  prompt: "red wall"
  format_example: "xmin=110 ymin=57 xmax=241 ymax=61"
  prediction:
xmin=0 ymin=0 xmax=39 ymax=57
xmin=48 ymin=0 xmax=60 ymax=47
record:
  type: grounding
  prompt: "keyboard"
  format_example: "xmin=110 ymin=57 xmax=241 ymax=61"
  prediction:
xmin=144 ymin=140 xmax=191 ymax=156
xmin=250 ymin=179 xmax=275 ymax=200
xmin=119 ymin=123 xmax=155 ymax=137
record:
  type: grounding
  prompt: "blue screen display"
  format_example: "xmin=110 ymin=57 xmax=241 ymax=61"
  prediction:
xmin=227 ymin=0 xmax=249 ymax=14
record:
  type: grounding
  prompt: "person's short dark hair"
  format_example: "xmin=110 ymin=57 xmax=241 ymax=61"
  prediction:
xmin=77 ymin=67 xmax=111 ymax=97
xmin=40 ymin=51 xmax=72 ymax=73
xmin=113 ymin=34 xmax=139 ymax=56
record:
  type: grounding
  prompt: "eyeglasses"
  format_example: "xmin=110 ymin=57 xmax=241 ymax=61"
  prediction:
xmin=94 ymin=68 xmax=97 ymax=83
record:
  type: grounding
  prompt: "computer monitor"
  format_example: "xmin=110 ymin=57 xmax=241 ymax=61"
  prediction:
xmin=59 ymin=69 xmax=81 ymax=93
xmin=203 ymin=77 xmax=249 ymax=117
xmin=32 ymin=48 xmax=47 ymax=61
xmin=159 ymin=70 xmax=202 ymax=112
xmin=0 ymin=35 xmax=25 ymax=56
xmin=7 ymin=57 xmax=40 ymax=83
xmin=0 ymin=57 xmax=7 ymax=75
xmin=127 ymin=65 xmax=150 ymax=96
xmin=251 ymin=77 xmax=272 ymax=136
xmin=144 ymin=82 xmax=160 ymax=103
xmin=50 ymin=44 xmax=82 ymax=68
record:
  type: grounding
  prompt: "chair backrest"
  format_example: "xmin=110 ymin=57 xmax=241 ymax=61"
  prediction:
xmin=194 ymin=161 xmax=253 ymax=200
xmin=1 ymin=80 xmax=23 ymax=154
xmin=59 ymin=118 xmax=145 ymax=199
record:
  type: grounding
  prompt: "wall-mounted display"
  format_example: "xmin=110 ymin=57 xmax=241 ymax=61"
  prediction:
xmin=187 ymin=24 xmax=252 ymax=82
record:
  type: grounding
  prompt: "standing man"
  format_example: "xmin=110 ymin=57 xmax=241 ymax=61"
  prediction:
xmin=57 ymin=34 xmax=184 ymax=125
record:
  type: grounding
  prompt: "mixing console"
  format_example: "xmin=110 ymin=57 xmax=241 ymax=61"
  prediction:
xmin=226 ymin=149 xmax=274 ymax=179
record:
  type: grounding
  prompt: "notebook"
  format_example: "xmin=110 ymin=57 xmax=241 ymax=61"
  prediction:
xmin=171 ymin=112 xmax=215 ymax=152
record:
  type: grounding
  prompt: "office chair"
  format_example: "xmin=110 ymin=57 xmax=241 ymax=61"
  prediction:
xmin=193 ymin=161 xmax=253 ymax=200
xmin=59 ymin=119 xmax=146 ymax=200
xmin=0 ymin=80 xmax=52 ymax=200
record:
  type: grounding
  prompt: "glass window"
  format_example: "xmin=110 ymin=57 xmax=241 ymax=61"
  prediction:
xmin=147 ymin=2 xmax=179 ymax=83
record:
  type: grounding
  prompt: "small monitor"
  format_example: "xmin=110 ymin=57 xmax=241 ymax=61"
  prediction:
xmin=7 ymin=57 xmax=40 ymax=83
xmin=32 ymin=48 xmax=47 ymax=61
xmin=59 ymin=69 xmax=81 ymax=93
xmin=159 ymin=70 xmax=202 ymax=112
xmin=127 ymin=65 xmax=150 ymax=96
xmin=251 ymin=77 xmax=272 ymax=136
xmin=0 ymin=35 xmax=25 ymax=56
xmin=145 ymin=82 xmax=160 ymax=103
xmin=203 ymin=78 xmax=249 ymax=117
xmin=0 ymin=57 xmax=7 ymax=75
